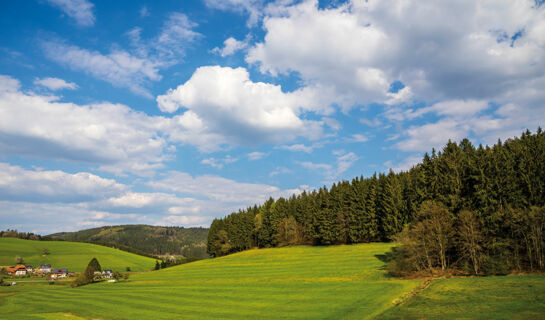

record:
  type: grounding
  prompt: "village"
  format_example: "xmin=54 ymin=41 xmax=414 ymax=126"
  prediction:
xmin=2 ymin=263 xmax=114 ymax=284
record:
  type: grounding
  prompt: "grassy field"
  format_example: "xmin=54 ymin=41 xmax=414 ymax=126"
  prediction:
xmin=0 ymin=238 xmax=156 ymax=272
xmin=1 ymin=242 xmax=544 ymax=319
xmin=379 ymin=276 xmax=545 ymax=320
xmin=1 ymin=243 xmax=420 ymax=319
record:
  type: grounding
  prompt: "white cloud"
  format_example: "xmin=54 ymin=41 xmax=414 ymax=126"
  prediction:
xmin=139 ymin=6 xmax=150 ymax=17
xmin=246 ymin=0 xmax=545 ymax=118
xmin=154 ymin=12 xmax=201 ymax=61
xmin=394 ymin=100 xmax=491 ymax=121
xmin=200 ymin=155 xmax=238 ymax=169
xmin=0 ymin=162 xmax=125 ymax=203
xmin=359 ymin=118 xmax=382 ymax=127
xmin=42 ymin=40 xmax=161 ymax=97
xmin=348 ymin=134 xmax=368 ymax=143
xmin=0 ymin=201 xmax=146 ymax=234
xmin=155 ymin=215 xmax=211 ymax=227
xmin=396 ymin=120 xmax=469 ymax=152
xmin=148 ymin=171 xmax=300 ymax=204
xmin=279 ymin=144 xmax=314 ymax=153
xmin=34 ymin=77 xmax=78 ymax=91
xmin=336 ymin=152 xmax=358 ymax=177
xmin=46 ymin=0 xmax=95 ymax=27
xmin=204 ymin=0 xmax=264 ymax=27
xmin=157 ymin=65 xmax=327 ymax=151
xmin=269 ymin=166 xmax=292 ymax=177
xmin=384 ymin=155 xmax=422 ymax=173
xmin=298 ymin=150 xmax=358 ymax=180
xmin=103 ymin=192 xmax=204 ymax=217
xmin=247 ymin=151 xmax=267 ymax=161
xmin=393 ymin=98 xmax=543 ymax=152
xmin=42 ymin=13 xmax=199 ymax=97
xmin=212 ymin=37 xmax=248 ymax=57
xmin=0 ymin=75 xmax=169 ymax=176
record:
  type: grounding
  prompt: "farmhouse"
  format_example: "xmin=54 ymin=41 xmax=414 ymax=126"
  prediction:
xmin=6 ymin=264 xmax=27 ymax=276
xmin=51 ymin=268 xmax=68 ymax=278
xmin=25 ymin=265 xmax=33 ymax=273
xmin=38 ymin=264 xmax=51 ymax=273
xmin=102 ymin=270 xmax=113 ymax=279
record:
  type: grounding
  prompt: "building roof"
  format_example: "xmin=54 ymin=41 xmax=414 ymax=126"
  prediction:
xmin=6 ymin=265 xmax=26 ymax=273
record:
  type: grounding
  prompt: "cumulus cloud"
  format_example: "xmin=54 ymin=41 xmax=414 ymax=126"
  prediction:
xmin=249 ymin=0 xmax=545 ymax=106
xmin=212 ymin=37 xmax=248 ymax=57
xmin=34 ymin=77 xmax=78 ymax=91
xmin=0 ymin=75 xmax=169 ymax=176
xmin=157 ymin=65 xmax=327 ymax=150
xmin=46 ymin=0 xmax=95 ymax=27
xmin=0 ymin=163 xmax=125 ymax=203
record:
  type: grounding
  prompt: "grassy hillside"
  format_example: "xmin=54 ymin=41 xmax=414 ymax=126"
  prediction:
xmin=0 ymin=243 xmax=420 ymax=319
xmin=379 ymin=276 xmax=545 ymax=319
xmin=47 ymin=225 xmax=209 ymax=258
xmin=0 ymin=238 xmax=156 ymax=272
xmin=1 ymin=243 xmax=543 ymax=319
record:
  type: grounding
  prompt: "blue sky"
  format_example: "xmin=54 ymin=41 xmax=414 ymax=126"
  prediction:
xmin=1 ymin=0 xmax=544 ymax=234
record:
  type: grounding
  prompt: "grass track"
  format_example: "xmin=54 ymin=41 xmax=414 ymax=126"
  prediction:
xmin=0 ymin=238 xmax=155 ymax=272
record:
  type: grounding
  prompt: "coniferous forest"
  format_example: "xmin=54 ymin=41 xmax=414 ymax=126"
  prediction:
xmin=207 ymin=129 xmax=545 ymax=275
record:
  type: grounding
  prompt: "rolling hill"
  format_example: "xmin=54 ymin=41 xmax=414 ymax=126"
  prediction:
xmin=0 ymin=238 xmax=156 ymax=272
xmin=2 ymin=243 xmax=543 ymax=319
xmin=47 ymin=225 xmax=209 ymax=258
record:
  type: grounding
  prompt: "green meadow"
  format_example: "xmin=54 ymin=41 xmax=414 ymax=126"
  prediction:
xmin=1 ymin=241 xmax=544 ymax=319
xmin=0 ymin=238 xmax=155 ymax=272
xmin=379 ymin=276 xmax=545 ymax=320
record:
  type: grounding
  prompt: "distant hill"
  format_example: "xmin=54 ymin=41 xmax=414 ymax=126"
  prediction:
xmin=47 ymin=225 xmax=209 ymax=258
xmin=0 ymin=238 xmax=156 ymax=272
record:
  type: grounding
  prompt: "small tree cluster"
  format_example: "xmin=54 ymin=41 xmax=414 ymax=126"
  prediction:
xmin=71 ymin=257 xmax=101 ymax=288
xmin=387 ymin=202 xmax=545 ymax=276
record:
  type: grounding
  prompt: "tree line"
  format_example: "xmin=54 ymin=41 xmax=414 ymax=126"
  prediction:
xmin=207 ymin=129 xmax=545 ymax=275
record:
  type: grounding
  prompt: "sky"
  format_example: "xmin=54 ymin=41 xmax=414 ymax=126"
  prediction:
xmin=1 ymin=0 xmax=544 ymax=234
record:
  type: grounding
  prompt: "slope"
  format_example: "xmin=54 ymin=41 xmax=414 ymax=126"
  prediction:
xmin=0 ymin=238 xmax=156 ymax=272
xmin=47 ymin=225 xmax=209 ymax=258
xmin=0 ymin=243 xmax=420 ymax=319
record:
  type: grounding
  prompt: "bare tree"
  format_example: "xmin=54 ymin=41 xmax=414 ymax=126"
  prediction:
xmin=457 ymin=209 xmax=484 ymax=274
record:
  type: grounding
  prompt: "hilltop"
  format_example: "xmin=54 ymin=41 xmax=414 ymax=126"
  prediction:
xmin=47 ymin=225 xmax=209 ymax=258
xmin=0 ymin=238 xmax=156 ymax=272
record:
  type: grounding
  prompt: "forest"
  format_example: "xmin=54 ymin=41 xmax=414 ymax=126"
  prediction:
xmin=46 ymin=225 xmax=209 ymax=258
xmin=207 ymin=129 xmax=545 ymax=275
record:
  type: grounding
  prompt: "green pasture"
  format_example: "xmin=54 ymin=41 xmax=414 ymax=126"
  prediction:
xmin=0 ymin=238 xmax=155 ymax=272
xmin=1 ymin=241 xmax=544 ymax=319
xmin=380 ymin=275 xmax=545 ymax=319
xmin=1 ymin=243 xmax=420 ymax=319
